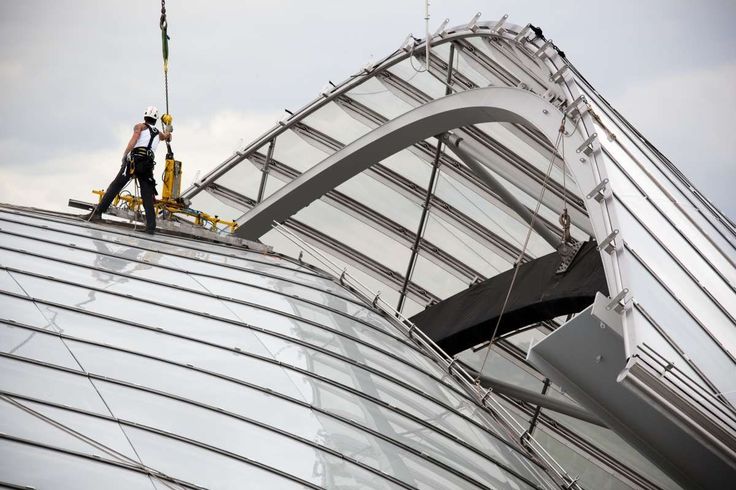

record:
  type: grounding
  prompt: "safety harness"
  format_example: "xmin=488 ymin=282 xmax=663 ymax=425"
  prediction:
xmin=128 ymin=124 xmax=160 ymax=177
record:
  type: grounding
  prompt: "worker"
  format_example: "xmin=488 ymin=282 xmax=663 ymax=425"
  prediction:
xmin=87 ymin=106 xmax=172 ymax=234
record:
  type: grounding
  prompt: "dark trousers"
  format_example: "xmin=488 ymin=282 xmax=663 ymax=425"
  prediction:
xmin=96 ymin=160 xmax=157 ymax=232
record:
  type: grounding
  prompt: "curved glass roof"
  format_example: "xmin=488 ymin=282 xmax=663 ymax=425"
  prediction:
xmin=0 ymin=205 xmax=560 ymax=489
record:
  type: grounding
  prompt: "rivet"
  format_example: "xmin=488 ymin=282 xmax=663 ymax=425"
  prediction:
xmin=595 ymin=355 xmax=603 ymax=363
xmin=579 ymin=157 xmax=586 ymax=163
xmin=542 ymin=109 xmax=549 ymax=114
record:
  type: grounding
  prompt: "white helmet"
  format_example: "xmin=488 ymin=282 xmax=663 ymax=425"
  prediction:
xmin=143 ymin=106 xmax=159 ymax=120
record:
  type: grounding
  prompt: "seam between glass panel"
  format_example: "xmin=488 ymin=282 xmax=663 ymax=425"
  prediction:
xmin=0 ymin=298 xmax=542 ymax=470
xmin=0 ymin=213 xmax=364 ymax=307
xmin=621 ymin=244 xmax=736 ymax=367
xmin=0 ymin=230 xmax=412 ymax=350
xmin=0 ymin=354 xmax=508 ymax=490
xmin=500 ymin=395 xmax=663 ymax=490
xmin=0 ymin=205 xmax=318 ymax=276
xmin=0 ymin=241 xmax=456 ymax=389
xmin=0 ymin=432 xmax=204 ymax=489
xmin=0 ymin=318 xmax=547 ymax=489
xmin=0 ymin=266 xmax=489 ymax=415
xmin=0 ymin=393 xmax=325 ymax=490
xmin=0 ymin=208 xmax=336 ymax=286
xmin=602 ymin=148 xmax=735 ymax=296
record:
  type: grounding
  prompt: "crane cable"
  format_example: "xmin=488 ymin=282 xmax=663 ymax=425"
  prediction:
xmin=159 ymin=0 xmax=173 ymax=158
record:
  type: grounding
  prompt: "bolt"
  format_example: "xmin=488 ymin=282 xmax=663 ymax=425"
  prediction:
xmin=579 ymin=157 xmax=586 ymax=163
xmin=595 ymin=355 xmax=603 ymax=363
xmin=542 ymin=109 xmax=549 ymax=114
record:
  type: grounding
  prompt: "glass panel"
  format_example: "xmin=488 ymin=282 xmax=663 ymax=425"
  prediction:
xmin=432 ymin=42 xmax=490 ymax=89
xmin=0 ymin=356 xmax=109 ymax=414
xmin=309 ymin=370 xmax=548 ymax=488
xmin=0 ymin=231 xmax=215 ymax=294
xmin=273 ymin=129 xmax=333 ymax=173
xmin=20 ymin=299 xmax=307 ymax=400
xmin=95 ymin=381 xmax=400 ymax=489
xmin=335 ymin=172 xmax=422 ymax=233
xmin=624 ymin=246 xmax=736 ymax=404
xmin=474 ymin=122 xmax=570 ymax=190
xmin=292 ymin=199 xmax=411 ymax=274
xmin=124 ymin=425 xmax=305 ymax=490
xmin=9 ymin=273 xmax=279 ymax=359
xmin=302 ymin=101 xmax=372 ymax=144
xmin=458 ymin=345 xmax=545 ymax=394
xmin=0 ymin=397 xmax=139 ymax=461
xmin=193 ymin=188 xmax=246 ymax=225
xmin=0 ymin=290 xmax=59 ymax=328
xmin=386 ymin=58 xmax=446 ymax=100
xmin=0 ymin=249 xmax=243 ymax=324
xmin=0 ymin=209 xmax=318 ymax=279
xmin=424 ymin=213 xmax=511 ymax=278
xmin=433 ymin=172 xmax=543 ymax=258
xmin=531 ymin=426 xmax=635 ymax=490
xmin=466 ymin=37 xmax=546 ymax=95
xmin=0 ymin=219 xmax=361 ymax=307
xmin=210 ymin=150 xmax=263 ymax=200
xmin=587 ymin=95 xmax=736 ymax=256
xmin=604 ymin=153 xmax=736 ymax=311
xmin=346 ymin=77 xmax=415 ymax=120
xmin=71 ymin=343 xmax=532 ymax=489
xmin=549 ymin=412 xmax=683 ymax=489
xmin=410 ymin=253 xmax=466 ymax=299
xmin=0 ymin=439 xmax=154 ymax=490
xmin=380 ymin=147 xmax=433 ymax=189
xmin=0 ymin=321 xmax=80 ymax=370
xmin=190 ymin=273 xmax=391 ymax=332
xmin=0 ymin=269 xmax=25 ymax=295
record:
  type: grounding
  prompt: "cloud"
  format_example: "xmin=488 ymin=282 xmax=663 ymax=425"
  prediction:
xmin=610 ymin=62 xmax=736 ymax=218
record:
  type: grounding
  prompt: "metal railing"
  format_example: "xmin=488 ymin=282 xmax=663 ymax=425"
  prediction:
xmin=271 ymin=222 xmax=582 ymax=490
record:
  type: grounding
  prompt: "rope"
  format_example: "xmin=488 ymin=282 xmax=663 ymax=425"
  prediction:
xmin=475 ymin=116 xmax=567 ymax=381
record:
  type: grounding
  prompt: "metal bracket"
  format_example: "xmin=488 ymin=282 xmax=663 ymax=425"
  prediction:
xmin=564 ymin=94 xmax=587 ymax=117
xmin=556 ymin=240 xmax=584 ymax=274
xmin=586 ymin=178 xmax=610 ymax=203
xmin=339 ymin=268 xmax=347 ymax=285
xmin=372 ymin=291 xmax=382 ymax=307
xmin=514 ymin=24 xmax=532 ymax=43
xmin=606 ymin=288 xmax=631 ymax=314
xmin=576 ymin=132 xmax=599 ymax=156
xmin=491 ymin=14 xmax=509 ymax=34
xmin=534 ymin=39 xmax=554 ymax=59
xmin=467 ymin=12 xmax=482 ymax=32
xmin=550 ymin=65 xmax=569 ymax=84
xmin=400 ymin=34 xmax=416 ymax=52
xmin=432 ymin=18 xmax=450 ymax=38
xmin=597 ymin=229 xmax=619 ymax=254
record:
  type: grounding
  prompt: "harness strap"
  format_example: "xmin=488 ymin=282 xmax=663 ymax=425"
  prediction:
xmin=145 ymin=124 xmax=159 ymax=151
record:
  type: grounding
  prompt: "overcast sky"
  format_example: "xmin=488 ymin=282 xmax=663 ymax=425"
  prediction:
xmin=1 ymin=0 xmax=734 ymax=220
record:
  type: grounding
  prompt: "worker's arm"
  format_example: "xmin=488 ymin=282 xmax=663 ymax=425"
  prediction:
xmin=123 ymin=123 xmax=145 ymax=157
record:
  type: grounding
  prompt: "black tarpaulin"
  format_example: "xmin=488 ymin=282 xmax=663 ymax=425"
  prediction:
xmin=410 ymin=240 xmax=608 ymax=355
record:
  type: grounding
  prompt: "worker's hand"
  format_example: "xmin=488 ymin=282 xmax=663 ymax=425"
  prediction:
xmin=164 ymin=132 xmax=172 ymax=142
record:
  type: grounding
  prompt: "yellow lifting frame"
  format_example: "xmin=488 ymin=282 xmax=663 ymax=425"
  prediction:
xmin=92 ymin=189 xmax=238 ymax=233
